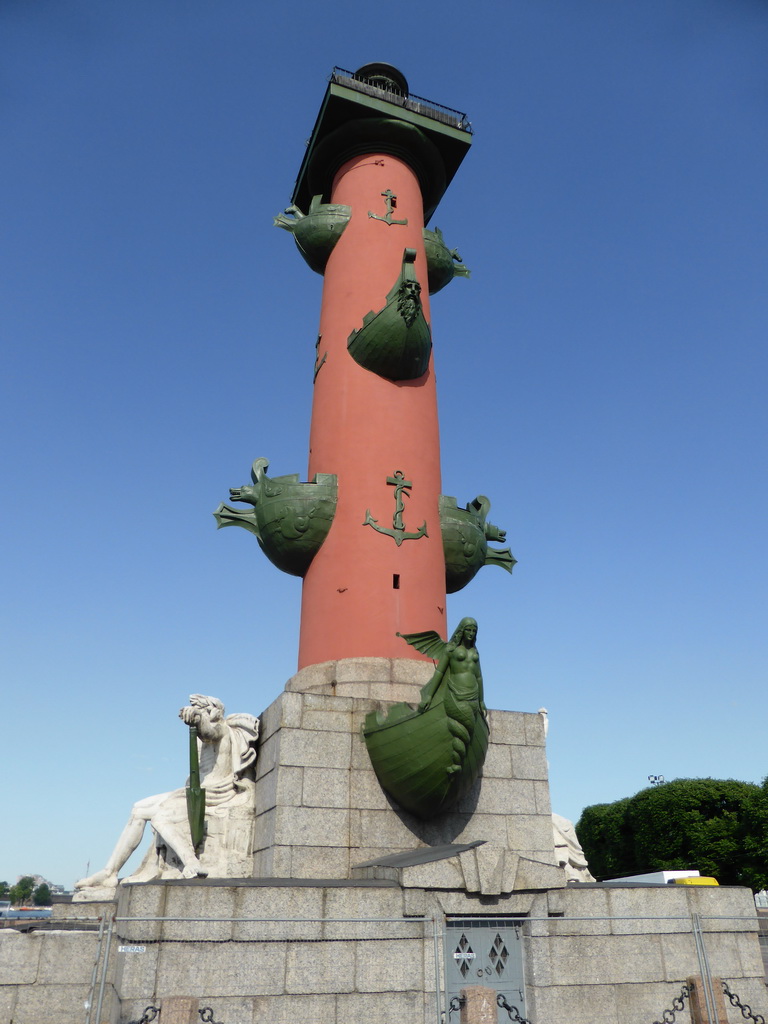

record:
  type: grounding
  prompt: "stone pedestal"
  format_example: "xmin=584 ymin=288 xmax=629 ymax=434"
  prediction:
xmin=106 ymin=877 xmax=763 ymax=1024
xmin=687 ymin=975 xmax=729 ymax=1024
xmin=6 ymin=671 xmax=768 ymax=1024
xmin=253 ymin=670 xmax=561 ymax=889
xmin=461 ymin=986 xmax=499 ymax=1024
xmin=7 ymin=877 xmax=763 ymax=1024
xmin=7 ymin=668 xmax=767 ymax=1024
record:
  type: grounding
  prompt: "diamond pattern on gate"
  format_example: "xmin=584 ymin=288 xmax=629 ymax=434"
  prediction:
xmin=454 ymin=933 xmax=475 ymax=978
xmin=489 ymin=933 xmax=509 ymax=976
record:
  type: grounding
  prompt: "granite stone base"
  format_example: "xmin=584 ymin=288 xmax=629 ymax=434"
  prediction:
xmin=253 ymin=681 xmax=561 ymax=886
xmin=284 ymin=656 xmax=434 ymax=701
xmin=9 ymin=667 xmax=765 ymax=1023
xmin=5 ymin=878 xmax=763 ymax=1024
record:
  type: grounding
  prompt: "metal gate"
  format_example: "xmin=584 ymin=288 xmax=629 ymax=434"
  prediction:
xmin=445 ymin=917 xmax=527 ymax=1022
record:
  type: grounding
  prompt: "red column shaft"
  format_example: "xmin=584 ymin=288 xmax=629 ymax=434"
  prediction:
xmin=298 ymin=153 xmax=447 ymax=668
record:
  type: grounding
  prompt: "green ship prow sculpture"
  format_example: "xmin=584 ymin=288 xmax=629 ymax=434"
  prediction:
xmin=439 ymin=493 xmax=517 ymax=593
xmin=347 ymin=248 xmax=432 ymax=381
xmin=214 ymin=457 xmax=337 ymax=578
xmin=363 ymin=618 xmax=489 ymax=819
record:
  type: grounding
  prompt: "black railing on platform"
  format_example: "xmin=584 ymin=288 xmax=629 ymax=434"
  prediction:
xmin=330 ymin=67 xmax=472 ymax=133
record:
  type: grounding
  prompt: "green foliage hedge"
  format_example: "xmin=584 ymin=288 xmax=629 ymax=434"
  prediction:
xmin=576 ymin=777 xmax=768 ymax=891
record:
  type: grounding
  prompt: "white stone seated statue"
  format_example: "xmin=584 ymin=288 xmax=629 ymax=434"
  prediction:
xmin=74 ymin=695 xmax=259 ymax=899
xmin=552 ymin=812 xmax=595 ymax=883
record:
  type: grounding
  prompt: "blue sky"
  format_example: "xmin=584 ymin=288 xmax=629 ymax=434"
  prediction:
xmin=2 ymin=0 xmax=767 ymax=889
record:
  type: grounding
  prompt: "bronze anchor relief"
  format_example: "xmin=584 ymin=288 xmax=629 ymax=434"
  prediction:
xmin=368 ymin=189 xmax=408 ymax=226
xmin=363 ymin=471 xmax=428 ymax=546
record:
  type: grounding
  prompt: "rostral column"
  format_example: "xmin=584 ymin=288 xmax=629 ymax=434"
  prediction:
xmin=216 ymin=64 xmax=513 ymax=670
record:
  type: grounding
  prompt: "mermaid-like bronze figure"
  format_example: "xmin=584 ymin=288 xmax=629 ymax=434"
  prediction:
xmin=363 ymin=617 xmax=490 ymax=818
xmin=399 ymin=617 xmax=487 ymax=774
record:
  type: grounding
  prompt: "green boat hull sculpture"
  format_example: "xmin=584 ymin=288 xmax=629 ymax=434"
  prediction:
xmin=274 ymin=194 xmax=352 ymax=275
xmin=423 ymin=226 xmax=470 ymax=294
xmin=347 ymin=248 xmax=431 ymax=381
xmin=214 ymin=457 xmax=337 ymax=578
xmin=439 ymin=493 xmax=517 ymax=593
xmin=274 ymin=198 xmax=470 ymax=297
xmin=363 ymin=618 xmax=489 ymax=818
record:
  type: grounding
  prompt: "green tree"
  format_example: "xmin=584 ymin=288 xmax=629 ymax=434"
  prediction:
xmin=8 ymin=876 xmax=35 ymax=906
xmin=576 ymin=795 xmax=633 ymax=880
xmin=0 ymin=881 xmax=9 ymax=900
xmin=32 ymin=883 xmax=52 ymax=907
xmin=576 ymin=778 xmax=768 ymax=891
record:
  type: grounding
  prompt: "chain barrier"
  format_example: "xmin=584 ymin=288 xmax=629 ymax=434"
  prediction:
xmin=116 ymin=932 xmax=416 ymax=946
xmin=650 ymin=983 xmax=690 ymax=1024
xmin=722 ymin=981 xmax=767 ymax=1024
xmin=125 ymin=1006 xmax=226 ymax=1023
xmin=445 ymin=995 xmax=464 ymax=1020
xmin=497 ymin=992 xmax=533 ymax=1024
xmin=126 ymin=1008 xmax=160 ymax=1024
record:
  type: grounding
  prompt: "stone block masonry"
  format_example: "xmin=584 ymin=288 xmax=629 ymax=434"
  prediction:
xmin=3 ymin=868 xmax=766 ymax=1023
xmin=115 ymin=880 xmax=440 ymax=1024
xmin=0 ymin=929 xmax=119 ymax=1024
xmin=252 ymin=680 xmax=558 ymax=881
